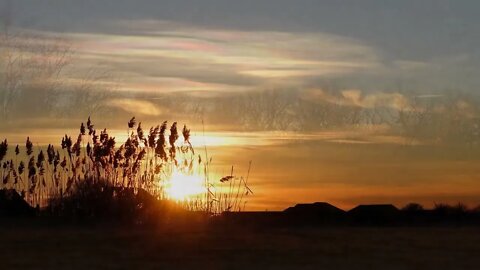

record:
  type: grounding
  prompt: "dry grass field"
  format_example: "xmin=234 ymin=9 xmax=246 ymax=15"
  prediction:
xmin=1 ymin=224 xmax=479 ymax=270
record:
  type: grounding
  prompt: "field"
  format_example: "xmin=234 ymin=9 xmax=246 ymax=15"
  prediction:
xmin=1 ymin=223 xmax=479 ymax=270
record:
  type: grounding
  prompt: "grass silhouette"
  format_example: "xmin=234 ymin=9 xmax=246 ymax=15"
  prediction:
xmin=0 ymin=117 xmax=252 ymax=220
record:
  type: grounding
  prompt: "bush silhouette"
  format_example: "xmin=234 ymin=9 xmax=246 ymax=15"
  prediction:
xmin=46 ymin=177 xmax=171 ymax=224
xmin=402 ymin=203 xmax=424 ymax=212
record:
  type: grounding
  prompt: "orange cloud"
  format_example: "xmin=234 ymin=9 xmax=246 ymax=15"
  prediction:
xmin=107 ymin=98 xmax=163 ymax=116
xmin=303 ymin=88 xmax=410 ymax=111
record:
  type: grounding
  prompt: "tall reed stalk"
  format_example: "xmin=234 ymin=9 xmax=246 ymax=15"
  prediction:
xmin=0 ymin=117 xmax=252 ymax=214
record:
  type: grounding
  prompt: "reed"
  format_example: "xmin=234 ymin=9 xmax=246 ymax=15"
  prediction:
xmin=0 ymin=117 xmax=252 ymax=216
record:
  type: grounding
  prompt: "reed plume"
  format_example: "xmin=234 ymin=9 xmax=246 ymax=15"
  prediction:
xmin=0 ymin=116 xmax=252 ymax=215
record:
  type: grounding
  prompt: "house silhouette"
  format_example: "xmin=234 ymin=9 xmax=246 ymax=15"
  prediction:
xmin=284 ymin=202 xmax=346 ymax=225
xmin=348 ymin=204 xmax=400 ymax=225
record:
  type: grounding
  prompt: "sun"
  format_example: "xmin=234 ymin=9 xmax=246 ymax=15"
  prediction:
xmin=165 ymin=171 xmax=206 ymax=201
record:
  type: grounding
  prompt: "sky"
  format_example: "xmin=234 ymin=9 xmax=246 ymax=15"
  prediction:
xmin=1 ymin=0 xmax=480 ymax=210
xmin=5 ymin=0 xmax=480 ymax=95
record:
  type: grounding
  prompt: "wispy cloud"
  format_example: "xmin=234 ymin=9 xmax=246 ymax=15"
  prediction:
xmin=303 ymin=88 xmax=410 ymax=111
xmin=107 ymin=98 xmax=163 ymax=116
xmin=57 ymin=19 xmax=381 ymax=94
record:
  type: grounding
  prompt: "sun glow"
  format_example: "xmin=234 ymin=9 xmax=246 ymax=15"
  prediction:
xmin=165 ymin=171 xmax=206 ymax=201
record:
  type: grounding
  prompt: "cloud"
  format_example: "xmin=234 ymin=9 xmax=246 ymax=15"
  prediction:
xmin=27 ymin=17 xmax=480 ymax=99
xmin=107 ymin=98 xmax=163 ymax=116
xmin=303 ymin=88 xmax=410 ymax=111
xmin=341 ymin=89 xmax=409 ymax=110
xmin=54 ymin=19 xmax=381 ymax=94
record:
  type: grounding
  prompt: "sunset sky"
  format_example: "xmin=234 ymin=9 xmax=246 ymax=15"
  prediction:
xmin=1 ymin=0 xmax=480 ymax=210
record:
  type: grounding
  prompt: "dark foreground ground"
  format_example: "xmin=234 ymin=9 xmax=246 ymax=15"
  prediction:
xmin=1 ymin=222 xmax=480 ymax=270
